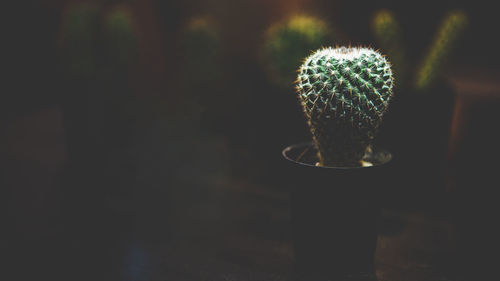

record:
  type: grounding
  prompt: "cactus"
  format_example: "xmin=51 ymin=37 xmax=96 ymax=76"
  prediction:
xmin=263 ymin=15 xmax=332 ymax=88
xmin=372 ymin=9 xmax=406 ymax=87
xmin=296 ymin=47 xmax=394 ymax=167
xmin=415 ymin=10 xmax=468 ymax=91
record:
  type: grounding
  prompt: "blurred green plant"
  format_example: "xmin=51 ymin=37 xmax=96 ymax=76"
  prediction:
xmin=59 ymin=2 xmax=140 ymax=139
xmin=61 ymin=2 xmax=139 ymax=80
xmin=371 ymin=9 xmax=468 ymax=92
xmin=371 ymin=9 xmax=407 ymax=86
xmin=103 ymin=6 xmax=139 ymax=75
xmin=60 ymin=2 xmax=100 ymax=81
xmin=415 ymin=10 xmax=468 ymax=91
xmin=181 ymin=16 xmax=222 ymax=86
xmin=60 ymin=2 xmax=139 ymax=86
xmin=177 ymin=16 xmax=229 ymax=125
xmin=296 ymin=47 xmax=394 ymax=167
xmin=262 ymin=15 xmax=333 ymax=88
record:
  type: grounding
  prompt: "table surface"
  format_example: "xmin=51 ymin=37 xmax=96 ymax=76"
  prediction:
xmin=2 ymin=108 xmax=464 ymax=281
xmin=4 ymin=177 xmax=460 ymax=281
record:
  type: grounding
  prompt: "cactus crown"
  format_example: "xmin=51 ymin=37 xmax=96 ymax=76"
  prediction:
xmin=296 ymin=47 xmax=394 ymax=167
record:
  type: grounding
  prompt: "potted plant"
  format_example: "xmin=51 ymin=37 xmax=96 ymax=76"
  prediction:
xmin=370 ymin=9 xmax=468 ymax=208
xmin=282 ymin=47 xmax=394 ymax=280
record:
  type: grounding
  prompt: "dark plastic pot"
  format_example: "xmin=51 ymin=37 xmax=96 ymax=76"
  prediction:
xmin=282 ymin=143 xmax=392 ymax=280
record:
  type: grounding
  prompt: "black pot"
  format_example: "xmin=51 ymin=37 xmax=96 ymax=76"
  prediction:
xmin=282 ymin=143 xmax=392 ymax=280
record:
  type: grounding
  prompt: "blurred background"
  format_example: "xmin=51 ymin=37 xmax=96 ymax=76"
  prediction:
xmin=2 ymin=0 xmax=499 ymax=280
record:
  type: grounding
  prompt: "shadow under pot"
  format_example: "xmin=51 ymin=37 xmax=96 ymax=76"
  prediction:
xmin=282 ymin=142 xmax=392 ymax=281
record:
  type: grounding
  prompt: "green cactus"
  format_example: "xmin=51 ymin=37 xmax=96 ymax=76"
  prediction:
xmin=296 ymin=47 xmax=394 ymax=167
xmin=263 ymin=15 xmax=332 ymax=88
xmin=60 ymin=2 xmax=100 ymax=80
xmin=372 ymin=9 xmax=406 ymax=87
xmin=415 ymin=10 xmax=468 ymax=91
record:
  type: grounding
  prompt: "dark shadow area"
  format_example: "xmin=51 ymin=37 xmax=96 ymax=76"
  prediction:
xmin=2 ymin=1 xmax=499 ymax=281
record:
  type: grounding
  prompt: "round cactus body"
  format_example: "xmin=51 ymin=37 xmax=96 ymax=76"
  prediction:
xmin=296 ymin=47 xmax=394 ymax=167
xmin=263 ymin=15 xmax=331 ymax=88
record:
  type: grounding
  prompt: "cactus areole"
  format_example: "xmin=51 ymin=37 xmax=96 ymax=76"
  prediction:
xmin=296 ymin=47 xmax=394 ymax=167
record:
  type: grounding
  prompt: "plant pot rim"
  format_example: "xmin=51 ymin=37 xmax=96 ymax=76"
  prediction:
xmin=282 ymin=142 xmax=392 ymax=170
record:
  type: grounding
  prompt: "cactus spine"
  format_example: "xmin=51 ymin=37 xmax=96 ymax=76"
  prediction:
xmin=263 ymin=15 xmax=331 ymax=88
xmin=415 ymin=10 xmax=468 ymax=91
xmin=296 ymin=47 xmax=394 ymax=167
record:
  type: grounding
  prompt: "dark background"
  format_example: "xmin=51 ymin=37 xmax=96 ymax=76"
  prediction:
xmin=2 ymin=0 xmax=499 ymax=280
